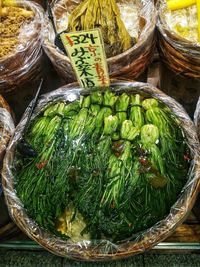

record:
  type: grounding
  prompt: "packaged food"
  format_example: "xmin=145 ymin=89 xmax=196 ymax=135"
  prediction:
xmin=0 ymin=0 xmax=44 ymax=92
xmin=43 ymin=0 xmax=156 ymax=83
xmin=2 ymin=81 xmax=200 ymax=260
xmin=157 ymin=0 xmax=200 ymax=78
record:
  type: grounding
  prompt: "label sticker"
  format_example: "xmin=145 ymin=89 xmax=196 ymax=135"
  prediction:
xmin=60 ymin=29 xmax=110 ymax=89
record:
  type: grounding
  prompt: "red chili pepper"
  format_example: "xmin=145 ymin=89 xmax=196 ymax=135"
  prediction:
xmin=139 ymin=157 xmax=148 ymax=166
xmin=36 ymin=160 xmax=48 ymax=170
xmin=184 ymin=154 xmax=190 ymax=161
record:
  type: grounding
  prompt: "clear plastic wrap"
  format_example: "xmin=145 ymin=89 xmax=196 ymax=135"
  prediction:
xmin=42 ymin=0 xmax=156 ymax=83
xmin=0 ymin=0 xmax=44 ymax=92
xmin=157 ymin=0 xmax=200 ymax=78
xmin=194 ymin=97 xmax=200 ymax=140
xmin=0 ymin=96 xmax=15 ymax=196
xmin=2 ymin=81 xmax=200 ymax=260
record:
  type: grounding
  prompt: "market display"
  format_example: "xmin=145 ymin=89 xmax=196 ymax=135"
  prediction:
xmin=15 ymin=90 xmax=189 ymax=240
xmin=0 ymin=0 xmax=44 ymax=92
xmin=0 ymin=0 xmax=200 ymax=261
xmin=43 ymin=0 xmax=156 ymax=82
xmin=157 ymin=0 xmax=200 ymax=78
xmin=2 ymin=82 xmax=200 ymax=259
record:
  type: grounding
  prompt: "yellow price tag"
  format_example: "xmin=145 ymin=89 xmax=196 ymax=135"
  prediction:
xmin=60 ymin=29 xmax=110 ymax=89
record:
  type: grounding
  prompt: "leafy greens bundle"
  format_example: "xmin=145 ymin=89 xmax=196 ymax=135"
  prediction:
xmin=67 ymin=0 xmax=132 ymax=57
xmin=15 ymin=90 xmax=190 ymax=241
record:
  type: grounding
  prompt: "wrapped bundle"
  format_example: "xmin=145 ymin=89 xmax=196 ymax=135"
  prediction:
xmin=43 ymin=0 xmax=156 ymax=83
xmin=157 ymin=0 xmax=200 ymax=78
xmin=2 ymin=81 xmax=200 ymax=260
xmin=0 ymin=0 xmax=44 ymax=92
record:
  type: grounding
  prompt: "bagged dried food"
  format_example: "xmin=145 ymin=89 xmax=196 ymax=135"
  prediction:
xmin=2 ymin=81 xmax=200 ymax=260
xmin=157 ymin=0 xmax=200 ymax=78
xmin=0 ymin=0 xmax=44 ymax=92
xmin=0 ymin=96 xmax=14 ymax=196
xmin=43 ymin=0 xmax=156 ymax=83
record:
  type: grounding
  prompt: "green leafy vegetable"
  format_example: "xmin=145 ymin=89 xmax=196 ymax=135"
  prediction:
xmin=15 ymin=90 xmax=190 ymax=241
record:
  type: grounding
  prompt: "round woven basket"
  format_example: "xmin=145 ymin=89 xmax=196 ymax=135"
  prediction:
xmin=157 ymin=0 xmax=200 ymax=79
xmin=2 ymin=81 xmax=200 ymax=261
xmin=0 ymin=1 xmax=44 ymax=93
xmin=43 ymin=0 xmax=156 ymax=83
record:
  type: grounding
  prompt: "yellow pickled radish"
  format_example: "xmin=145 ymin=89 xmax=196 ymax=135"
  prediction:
xmin=167 ymin=0 xmax=196 ymax=10
xmin=197 ymin=0 xmax=200 ymax=41
xmin=2 ymin=0 xmax=17 ymax=6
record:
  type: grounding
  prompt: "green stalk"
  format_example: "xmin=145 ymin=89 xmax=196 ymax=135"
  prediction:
xmin=129 ymin=94 xmax=144 ymax=128
xmin=143 ymin=98 xmax=182 ymax=165
xmin=115 ymin=93 xmax=129 ymax=125
xmin=101 ymin=119 xmax=139 ymax=209
xmin=140 ymin=124 xmax=168 ymax=188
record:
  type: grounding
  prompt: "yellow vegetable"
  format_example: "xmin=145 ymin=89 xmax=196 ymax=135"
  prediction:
xmin=167 ymin=0 xmax=196 ymax=10
xmin=2 ymin=0 xmax=17 ymax=6
xmin=67 ymin=0 xmax=132 ymax=57
xmin=0 ymin=6 xmax=34 ymax=17
xmin=197 ymin=0 xmax=200 ymax=41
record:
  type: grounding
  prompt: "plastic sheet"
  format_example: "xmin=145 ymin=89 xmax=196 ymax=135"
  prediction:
xmin=157 ymin=0 xmax=200 ymax=78
xmin=2 ymin=81 xmax=200 ymax=260
xmin=0 ymin=0 xmax=44 ymax=92
xmin=0 ymin=96 xmax=15 ymax=196
xmin=42 ymin=0 xmax=156 ymax=83
xmin=194 ymin=97 xmax=200 ymax=140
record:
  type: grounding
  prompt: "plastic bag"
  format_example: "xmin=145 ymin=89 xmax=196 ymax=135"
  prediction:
xmin=157 ymin=0 xmax=200 ymax=78
xmin=0 ymin=96 xmax=15 ymax=196
xmin=194 ymin=97 xmax=200 ymax=140
xmin=42 ymin=0 xmax=156 ymax=83
xmin=0 ymin=0 xmax=44 ymax=93
xmin=2 ymin=81 xmax=200 ymax=260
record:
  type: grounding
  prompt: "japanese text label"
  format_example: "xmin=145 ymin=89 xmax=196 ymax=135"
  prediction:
xmin=60 ymin=29 xmax=110 ymax=89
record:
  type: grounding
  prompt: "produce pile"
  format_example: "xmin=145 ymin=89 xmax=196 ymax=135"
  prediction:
xmin=66 ymin=0 xmax=132 ymax=57
xmin=0 ymin=1 xmax=34 ymax=59
xmin=15 ymin=90 xmax=190 ymax=241
xmin=164 ymin=0 xmax=200 ymax=42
